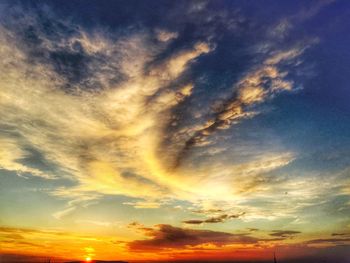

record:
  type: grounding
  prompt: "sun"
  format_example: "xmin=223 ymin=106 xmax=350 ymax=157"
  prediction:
xmin=85 ymin=257 xmax=92 ymax=262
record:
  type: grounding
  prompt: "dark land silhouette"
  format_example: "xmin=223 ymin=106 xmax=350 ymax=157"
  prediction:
xmin=65 ymin=261 xmax=128 ymax=263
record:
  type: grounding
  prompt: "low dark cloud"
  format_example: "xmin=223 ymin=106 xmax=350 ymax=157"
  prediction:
xmin=183 ymin=213 xmax=245 ymax=224
xmin=332 ymin=233 xmax=350 ymax=237
xmin=128 ymin=224 xmax=259 ymax=250
xmin=0 ymin=253 xmax=55 ymax=263
xmin=182 ymin=219 xmax=204 ymax=225
xmin=270 ymin=230 xmax=301 ymax=238
xmin=1 ymin=240 xmax=45 ymax=248
xmin=306 ymin=238 xmax=350 ymax=245
xmin=0 ymin=227 xmax=44 ymax=235
xmin=191 ymin=209 xmax=224 ymax=214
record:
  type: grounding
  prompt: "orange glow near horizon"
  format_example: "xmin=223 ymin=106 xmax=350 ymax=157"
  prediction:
xmin=0 ymin=224 xmax=349 ymax=262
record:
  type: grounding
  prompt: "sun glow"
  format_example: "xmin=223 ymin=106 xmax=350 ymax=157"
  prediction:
xmin=85 ymin=257 xmax=91 ymax=262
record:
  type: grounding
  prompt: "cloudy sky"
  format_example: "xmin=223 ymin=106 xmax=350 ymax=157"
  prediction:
xmin=0 ymin=0 xmax=350 ymax=262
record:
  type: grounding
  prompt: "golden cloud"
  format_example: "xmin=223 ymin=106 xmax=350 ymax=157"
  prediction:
xmin=0 ymin=10 xmax=316 ymax=219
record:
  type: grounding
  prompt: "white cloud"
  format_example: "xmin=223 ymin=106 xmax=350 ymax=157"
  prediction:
xmin=0 ymin=7 xmax=326 ymax=220
xmin=53 ymin=206 xmax=76 ymax=220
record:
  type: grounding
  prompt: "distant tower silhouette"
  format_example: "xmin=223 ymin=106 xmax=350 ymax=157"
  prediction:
xmin=274 ymin=252 xmax=277 ymax=263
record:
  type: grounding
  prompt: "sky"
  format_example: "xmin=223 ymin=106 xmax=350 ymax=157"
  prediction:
xmin=0 ymin=0 xmax=350 ymax=262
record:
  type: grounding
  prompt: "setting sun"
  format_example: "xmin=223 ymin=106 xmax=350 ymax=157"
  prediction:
xmin=85 ymin=257 xmax=91 ymax=262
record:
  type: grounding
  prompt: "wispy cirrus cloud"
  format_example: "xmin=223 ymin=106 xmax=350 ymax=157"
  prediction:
xmin=0 ymin=3 xmax=330 ymax=223
xmin=0 ymin=5 xmax=302 ymax=203
xmin=0 ymin=7 xmax=208 ymax=201
xmin=170 ymin=45 xmax=310 ymax=169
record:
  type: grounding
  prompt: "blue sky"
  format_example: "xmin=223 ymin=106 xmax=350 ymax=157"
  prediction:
xmin=0 ymin=0 xmax=350 ymax=262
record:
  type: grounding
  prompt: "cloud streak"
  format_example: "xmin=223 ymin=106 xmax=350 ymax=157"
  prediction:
xmin=171 ymin=46 xmax=308 ymax=169
xmin=0 ymin=5 xmax=306 ymax=209
xmin=0 ymin=3 xmax=337 ymax=227
xmin=183 ymin=213 xmax=245 ymax=225
xmin=128 ymin=224 xmax=259 ymax=250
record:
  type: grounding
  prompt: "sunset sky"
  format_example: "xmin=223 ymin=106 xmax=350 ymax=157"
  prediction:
xmin=1 ymin=0 xmax=350 ymax=262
